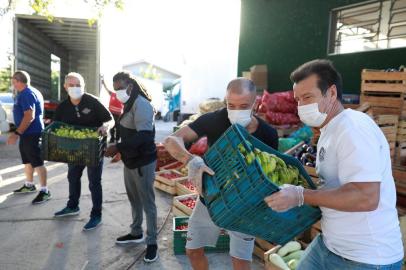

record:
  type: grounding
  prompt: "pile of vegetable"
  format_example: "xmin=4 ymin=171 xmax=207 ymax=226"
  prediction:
xmin=292 ymin=144 xmax=316 ymax=168
xmin=268 ymin=241 xmax=304 ymax=270
xmin=52 ymin=126 xmax=99 ymax=139
xmin=238 ymin=143 xmax=305 ymax=186
xmin=257 ymin=91 xmax=300 ymax=126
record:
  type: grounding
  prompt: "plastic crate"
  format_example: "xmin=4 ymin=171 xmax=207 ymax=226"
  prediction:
xmin=41 ymin=121 xmax=106 ymax=166
xmin=202 ymin=124 xmax=321 ymax=245
xmin=173 ymin=216 xmax=229 ymax=255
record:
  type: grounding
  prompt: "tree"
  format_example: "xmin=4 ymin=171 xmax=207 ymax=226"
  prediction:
xmin=0 ymin=66 xmax=12 ymax=92
xmin=0 ymin=0 xmax=124 ymax=25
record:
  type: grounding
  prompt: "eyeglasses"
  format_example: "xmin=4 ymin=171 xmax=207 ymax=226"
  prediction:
xmin=74 ymin=106 xmax=81 ymax=118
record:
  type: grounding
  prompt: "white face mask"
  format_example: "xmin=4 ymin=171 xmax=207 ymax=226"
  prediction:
xmin=227 ymin=108 xmax=252 ymax=127
xmin=116 ymin=88 xmax=130 ymax=103
xmin=297 ymin=103 xmax=327 ymax=127
xmin=68 ymin=87 xmax=84 ymax=100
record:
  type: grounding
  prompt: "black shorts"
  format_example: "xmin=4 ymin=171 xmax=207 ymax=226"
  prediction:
xmin=19 ymin=134 xmax=44 ymax=168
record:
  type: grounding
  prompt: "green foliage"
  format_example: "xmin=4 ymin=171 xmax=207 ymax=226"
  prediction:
xmin=0 ymin=66 xmax=11 ymax=92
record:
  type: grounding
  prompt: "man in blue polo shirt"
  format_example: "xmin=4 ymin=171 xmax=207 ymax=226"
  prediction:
xmin=7 ymin=71 xmax=50 ymax=204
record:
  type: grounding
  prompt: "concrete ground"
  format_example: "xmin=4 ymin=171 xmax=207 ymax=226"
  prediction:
xmin=0 ymin=121 xmax=264 ymax=270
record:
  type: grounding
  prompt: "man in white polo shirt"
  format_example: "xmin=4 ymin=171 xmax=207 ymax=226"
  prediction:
xmin=265 ymin=59 xmax=403 ymax=269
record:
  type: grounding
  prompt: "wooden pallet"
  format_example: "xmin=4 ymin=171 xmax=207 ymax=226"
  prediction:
xmin=360 ymin=69 xmax=406 ymax=115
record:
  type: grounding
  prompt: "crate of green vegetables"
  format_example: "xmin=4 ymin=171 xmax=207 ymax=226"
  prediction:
xmin=173 ymin=216 xmax=229 ymax=255
xmin=41 ymin=121 xmax=106 ymax=166
xmin=202 ymin=124 xmax=321 ymax=245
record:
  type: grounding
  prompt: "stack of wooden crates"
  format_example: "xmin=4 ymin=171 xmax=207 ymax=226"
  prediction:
xmin=360 ymin=69 xmax=406 ymax=163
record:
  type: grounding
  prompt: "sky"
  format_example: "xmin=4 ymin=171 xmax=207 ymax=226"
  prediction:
xmin=0 ymin=0 xmax=241 ymax=78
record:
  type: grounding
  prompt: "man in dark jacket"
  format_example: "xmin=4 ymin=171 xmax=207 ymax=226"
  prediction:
xmin=53 ymin=72 xmax=113 ymax=231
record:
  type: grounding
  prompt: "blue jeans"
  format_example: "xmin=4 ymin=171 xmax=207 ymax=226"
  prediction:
xmin=298 ymin=234 xmax=403 ymax=270
xmin=67 ymin=160 xmax=103 ymax=218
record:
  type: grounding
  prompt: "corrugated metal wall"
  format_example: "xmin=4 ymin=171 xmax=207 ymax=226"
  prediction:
xmin=14 ymin=16 xmax=99 ymax=100
xmin=15 ymin=18 xmax=52 ymax=97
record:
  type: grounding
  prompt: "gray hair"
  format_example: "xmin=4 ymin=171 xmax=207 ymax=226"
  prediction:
xmin=226 ymin=77 xmax=256 ymax=94
xmin=13 ymin=70 xmax=30 ymax=85
xmin=65 ymin=72 xmax=85 ymax=87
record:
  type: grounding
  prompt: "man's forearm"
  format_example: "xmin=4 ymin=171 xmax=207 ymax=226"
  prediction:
xmin=164 ymin=136 xmax=193 ymax=164
xmin=17 ymin=114 xmax=34 ymax=134
xmin=303 ymin=183 xmax=380 ymax=212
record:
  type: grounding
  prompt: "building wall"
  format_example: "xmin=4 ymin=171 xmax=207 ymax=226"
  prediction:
xmin=238 ymin=0 xmax=406 ymax=94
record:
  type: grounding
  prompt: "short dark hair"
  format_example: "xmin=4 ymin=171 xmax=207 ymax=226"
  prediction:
xmin=13 ymin=70 xmax=30 ymax=85
xmin=290 ymin=59 xmax=342 ymax=101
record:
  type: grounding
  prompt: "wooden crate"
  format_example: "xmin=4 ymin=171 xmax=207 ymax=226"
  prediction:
xmin=398 ymin=120 xmax=406 ymax=142
xmin=172 ymin=205 xmax=189 ymax=217
xmin=176 ymin=178 xmax=197 ymax=196
xmin=154 ymin=180 xmax=177 ymax=195
xmin=374 ymin=115 xmax=399 ymax=160
xmin=253 ymin=238 xmax=276 ymax=261
xmin=173 ymin=194 xmax=198 ymax=216
xmin=360 ymin=69 xmax=406 ymax=115
xmin=155 ymin=169 xmax=188 ymax=186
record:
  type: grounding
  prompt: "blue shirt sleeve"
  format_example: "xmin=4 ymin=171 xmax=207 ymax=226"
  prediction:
xmin=19 ymin=91 xmax=36 ymax=112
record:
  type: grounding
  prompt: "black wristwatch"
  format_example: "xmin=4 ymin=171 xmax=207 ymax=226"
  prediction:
xmin=14 ymin=130 xmax=22 ymax=136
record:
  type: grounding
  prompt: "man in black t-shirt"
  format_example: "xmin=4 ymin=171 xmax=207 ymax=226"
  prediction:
xmin=164 ymin=78 xmax=278 ymax=270
xmin=53 ymin=72 xmax=113 ymax=231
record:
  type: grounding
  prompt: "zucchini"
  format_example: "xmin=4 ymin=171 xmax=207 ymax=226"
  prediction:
xmin=282 ymin=250 xmax=304 ymax=263
xmin=288 ymin=259 xmax=299 ymax=270
xmin=277 ymin=241 xmax=301 ymax=257
xmin=269 ymin=254 xmax=289 ymax=270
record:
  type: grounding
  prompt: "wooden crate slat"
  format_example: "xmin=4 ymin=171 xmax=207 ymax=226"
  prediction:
xmin=154 ymin=181 xmax=177 ymax=195
xmin=362 ymin=70 xmax=406 ymax=81
xmin=360 ymin=95 xmax=404 ymax=109
xmin=361 ymin=82 xmax=406 ymax=93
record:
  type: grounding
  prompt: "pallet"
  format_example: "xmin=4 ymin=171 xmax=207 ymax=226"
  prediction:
xmin=176 ymin=179 xmax=197 ymax=196
xmin=398 ymin=120 xmax=406 ymax=142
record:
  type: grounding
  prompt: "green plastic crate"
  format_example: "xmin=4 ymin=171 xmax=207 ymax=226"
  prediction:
xmin=173 ymin=216 xmax=230 ymax=255
xmin=41 ymin=121 xmax=106 ymax=166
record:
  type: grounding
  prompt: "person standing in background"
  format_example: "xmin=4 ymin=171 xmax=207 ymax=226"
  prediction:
xmin=8 ymin=71 xmax=50 ymax=204
xmin=101 ymin=75 xmax=123 ymax=143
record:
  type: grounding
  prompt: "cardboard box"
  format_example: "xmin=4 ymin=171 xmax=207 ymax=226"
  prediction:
xmin=250 ymin=65 xmax=268 ymax=90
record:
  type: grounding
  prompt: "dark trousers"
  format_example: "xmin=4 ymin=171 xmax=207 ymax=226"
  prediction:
xmin=67 ymin=160 xmax=103 ymax=218
xmin=109 ymin=113 xmax=121 ymax=143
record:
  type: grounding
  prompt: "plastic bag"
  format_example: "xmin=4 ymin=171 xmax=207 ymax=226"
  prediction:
xmin=261 ymin=90 xmax=297 ymax=113
xmin=189 ymin=137 xmax=208 ymax=156
xmin=265 ymin=111 xmax=300 ymax=125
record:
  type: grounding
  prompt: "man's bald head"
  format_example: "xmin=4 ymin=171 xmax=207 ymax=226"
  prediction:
xmin=226 ymin=77 xmax=256 ymax=95
xmin=226 ymin=78 xmax=257 ymax=110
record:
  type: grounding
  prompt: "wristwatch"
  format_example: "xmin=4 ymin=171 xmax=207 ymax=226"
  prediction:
xmin=14 ymin=130 xmax=22 ymax=136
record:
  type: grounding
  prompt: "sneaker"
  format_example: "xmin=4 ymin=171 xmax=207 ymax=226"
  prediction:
xmin=144 ymin=245 xmax=158 ymax=263
xmin=115 ymin=233 xmax=144 ymax=244
xmin=54 ymin=207 xmax=80 ymax=217
xmin=32 ymin=190 xmax=51 ymax=204
xmin=13 ymin=184 xmax=36 ymax=194
xmin=83 ymin=216 xmax=102 ymax=231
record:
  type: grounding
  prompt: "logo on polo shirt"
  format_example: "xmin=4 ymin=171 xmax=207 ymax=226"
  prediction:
xmin=319 ymin=147 xmax=326 ymax=162
xmin=82 ymin=108 xmax=91 ymax=114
